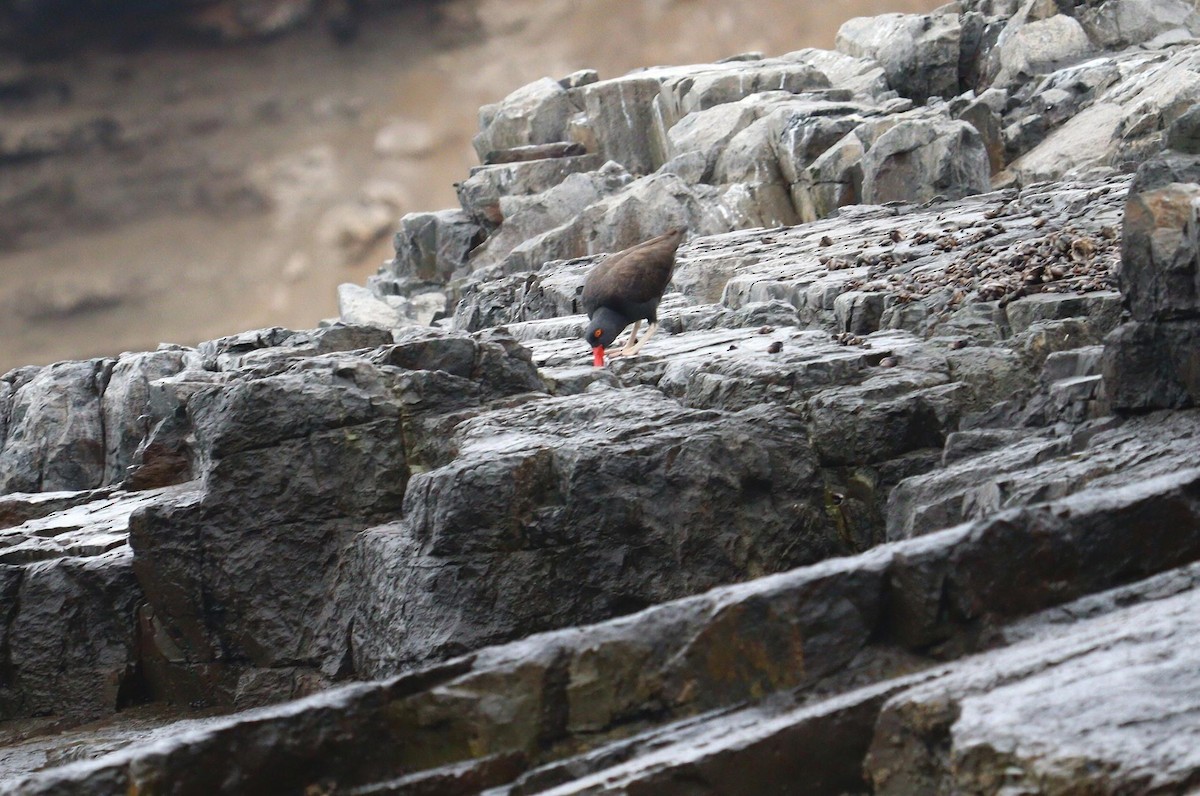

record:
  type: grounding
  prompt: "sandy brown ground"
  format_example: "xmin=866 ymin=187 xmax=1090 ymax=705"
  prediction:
xmin=0 ymin=0 xmax=939 ymax=373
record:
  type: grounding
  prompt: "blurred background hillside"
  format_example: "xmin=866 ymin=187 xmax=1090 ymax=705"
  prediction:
xmin=0 ymin=0 xmax=939 ymax=372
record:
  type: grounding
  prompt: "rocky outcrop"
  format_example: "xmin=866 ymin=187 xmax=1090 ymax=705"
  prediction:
xmin=0 ymin=360 xmax=111 ymax=494
xmin=1102 ymin=113 xmax=1200 ymax=410
xmin=347 ymin=387 xmax=837 ymax=676
xmin=371 ymin=0 xmax=1200 ymax=324
xmin=128 ymin=327 xmax=549 ymax=707
xmin=7 ymin=454 xmax=1199 ymax=793
xmin=867 ymin=574 xmax=1200 ymax=795
xmin=835 ymin=11 xmax=963 ymax=103
xmin=5 ymin=0 xmax=1200 ymax=791
xmin=0 ymin=488 xmax=181 ymax=721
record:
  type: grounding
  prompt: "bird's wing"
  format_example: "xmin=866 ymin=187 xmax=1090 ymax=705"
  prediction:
xmin=580 ymin=226 xmax=686 ymax=314
xmin=581 ymin=230 xmax=682 ymax=313
xmin=580 ymin=255 xmax=616 ymax=315
xmin=596 ymin=249 xmax=675 ymax=306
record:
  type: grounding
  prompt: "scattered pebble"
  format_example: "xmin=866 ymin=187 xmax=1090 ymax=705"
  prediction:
xmin=837 ymin=219 xmax=1118 ymax=309
xmin=767 ymin=341 xmax=783 ymax=354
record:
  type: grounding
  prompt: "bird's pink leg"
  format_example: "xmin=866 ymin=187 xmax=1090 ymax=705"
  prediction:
xmin=620 ymin=322 xmax=657 ymax=356
xmin=609 ymin=320 xmax=641 ymax=358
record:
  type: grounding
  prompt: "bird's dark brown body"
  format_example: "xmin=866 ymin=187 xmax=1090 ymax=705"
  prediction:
xmin=581 ymin=227 xmax=685 ymax=365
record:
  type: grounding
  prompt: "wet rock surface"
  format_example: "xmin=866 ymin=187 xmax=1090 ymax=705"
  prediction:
xmin=5 ymin=0 xmax=1200 ymax=791
xmin=348 ymin=386 xmax=837 ymax=676
xmin=0 ymin=485 xmax=196 ymax=722
xmin=867 ymin=574 xmax=1200 ymax=795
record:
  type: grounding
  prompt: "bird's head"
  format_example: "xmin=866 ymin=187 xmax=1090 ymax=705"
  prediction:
xmin=584 ymin=307 xmax=627 ymax=367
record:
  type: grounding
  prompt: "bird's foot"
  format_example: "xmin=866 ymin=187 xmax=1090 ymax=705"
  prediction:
xmin=611 ymin=340 xmax=644 ymax=358
xmin=616 ymin=323 xmax=657 ymax=358
xmin=620 ymin=337 xmax=651 ymax=357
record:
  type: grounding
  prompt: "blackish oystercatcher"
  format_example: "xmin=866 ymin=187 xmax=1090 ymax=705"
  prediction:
xmin=581 ymin=227 xmax=686 ymax=366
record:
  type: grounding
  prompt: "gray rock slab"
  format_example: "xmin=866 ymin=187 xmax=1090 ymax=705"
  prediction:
xmin=836 ymin=12 xmax=962 ymax=102
xmin=101 ymin=349 xmax=198 ymax=487
xmin=1078 ymin=0 xmax=1200 ymax=49
xmin=781 ymin=47 xmax=892 ymax=101
xmin=888 ymin=410 xmax=1200 ymax=539
xmin=336 ymin=282 xmax=404 ymax=330
xmin=657 ymin=329 xmax=924 ymax=410
xmin=502 ymin=672 xmax=943 ymax=796
xmin=194 ymin=326 xmax=295 ymax=363
xmin=11 ymin=453 xmax=1200 ymax=793
xmin=861 ymin=117 xmax=990 ymax=205
xmin=1004 ymin=290 xmax=1122 ymax=335
xmin=467 ymin=163 xmax=632 ymax=276
xmin=124 ymin=332 xmax=544 ymax=705
xmin=867 ymin=584 xmax=1200 ymax=795
xmin=473 ymin=77 xmax=578 ymax=160
xmin=664 ymin=101 xmax=758 ymax=181
xmin=347 ymin=385 xmax=838 ymax=675
xmin=457 ymin=154 xmax=607 ymax=227
xmin=1 ymin=549 xmax=142 ymax=722
xmin=1103 ymin=318 xmax=1200 ymax=411
xmin=1003 ymin=45 xmax=1200 ymax=182
xmin=0 ymin=486 xmax=185 ymax=566
xmin=378 ymin=208 xmax=485 ymax=291
xmin=0 ymin=360 xmax=113 ymax=494
xmin=1120 ymin=166 xmax=1200 ymax=323
xmin=989 ymin=10 xmax=1095 ymax=89
xmin=0 ymin=486 xmax=193 ymax=721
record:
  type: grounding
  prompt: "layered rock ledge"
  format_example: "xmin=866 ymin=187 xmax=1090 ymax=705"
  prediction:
xmin=4 ymin=0 xmax=1200 ymax=792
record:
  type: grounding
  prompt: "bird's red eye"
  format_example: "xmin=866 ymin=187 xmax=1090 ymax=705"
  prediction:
xmin=593 ymin=329 xmax=603 ymax=338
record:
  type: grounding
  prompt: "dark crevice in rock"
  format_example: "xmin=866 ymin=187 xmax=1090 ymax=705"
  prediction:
xmin=0 ymin=566 xmax=24 ymax=692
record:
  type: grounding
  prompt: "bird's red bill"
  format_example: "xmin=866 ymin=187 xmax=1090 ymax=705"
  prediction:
xmin=593 ymin=346 xmax=606 ymax=367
